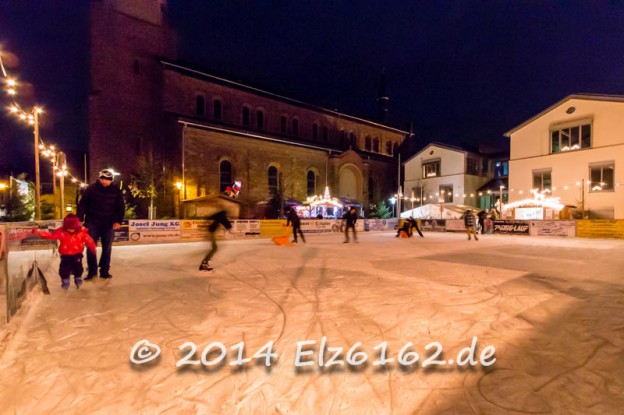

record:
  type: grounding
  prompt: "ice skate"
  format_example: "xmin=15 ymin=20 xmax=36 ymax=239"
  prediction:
xmin=199 ymin=261 xmax=213 ymax=272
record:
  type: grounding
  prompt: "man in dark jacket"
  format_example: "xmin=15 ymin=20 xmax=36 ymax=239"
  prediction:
xmin=343 ymin=207 xmax=358 ymax=243
xmin=77 ymin=169 xmax=125 ymax=279
xmin=286 ymin=207 xmax=305 ymax=243
xmin=199 ymin=210 xmax=232 ymax=271
xmin=463 ymin=209 xmax=479 ymax=241
xmin=477 ymin=209 xmax=488 ymax=234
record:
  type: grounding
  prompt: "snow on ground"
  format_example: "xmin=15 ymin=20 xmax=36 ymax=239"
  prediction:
xmin=0 ymin=232 xmax=623 ymax=414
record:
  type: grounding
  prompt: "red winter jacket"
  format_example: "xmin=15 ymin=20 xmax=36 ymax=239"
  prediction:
xmin=36 ymin=227 xmax=97 ymax=256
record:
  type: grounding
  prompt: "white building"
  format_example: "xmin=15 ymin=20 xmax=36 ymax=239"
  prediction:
xmin=504 ymin=94 xmax=624 ymax=219
xmin=403 ymin=143 xmax=506 ymax=210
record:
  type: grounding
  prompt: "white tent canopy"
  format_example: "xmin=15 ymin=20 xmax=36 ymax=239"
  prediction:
xmin=400 ymin=203 xmax=478 ymax=219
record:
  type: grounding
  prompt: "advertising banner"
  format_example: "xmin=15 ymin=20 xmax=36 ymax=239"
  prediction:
xmin=493 ymin=220 xmax=530 ymax=235
xmin=530 ymin=221 xmax=576 ymax=237
xmin=445 ymin=219 xmax=466 ymax=232
xmin=301 ymin=219 xmax=336 ymax=233
xmin=420 ymin=219 xmax=446 ymax=232
xmin=515 ymin=207 xmax=544 ymax=220
xmin=128 ymin=220 xmax=181 ymax=242
xmin=180 ymin=220 xmax=211 ymax=240
xmin=227 ymin=220 xmax=261 ymax=239
xmin=364 ymin=218 xmax=398 ymax=231
xmin=260 ymin=220 xmax=288 ymax=238
xmin=0 ymin=224 xmax=7 ymax=326
xmin=576 ymin=220 xmax=624 ymax=239
xmin=113 ymin=220 xmax=129 ymax=242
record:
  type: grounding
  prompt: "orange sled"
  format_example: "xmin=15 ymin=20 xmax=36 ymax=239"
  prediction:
xmin=272 ymin=227 xmax=293 ymax=246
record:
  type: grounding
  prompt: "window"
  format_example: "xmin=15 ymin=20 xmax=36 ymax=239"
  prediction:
xmin=532 ymin=170 xmax=552 ymax=191
xmin=195 ymin=95 xmax=205 ymax=117
xmin=551 ymin=123 xmax=591 ymax=153
xmin=307 ymin=171 xmax=316 ymax=196
xmin=242 ymin=106 xmax=251 ymax=126
xmin=466 ymin=158 xmax=479 ymax=175
xmin=213 ymin=99 xmax=222 ymax=120
xmin=481 ymin=159 xmax=489 ymax=175
xmin=365 ymin=136 xmax=372 ymax=151
xmin=219 ymin=160 xmax=232 ymax=192
xmin=268 ymin=166 xmax=278 ymax=194
xmin=312 ymin=123 xmax=319 ymax=140
xmin=423 ymin=160 xmax=441 ymax=178
xmin=394 ymin=143 xmax=399 ymax=156
xmin=439 ymin=185 xmax=453 ymax=203
xmin=386 ymin=141 xmax=393 ymax=155
xmin=340 ymin=130 xmax=347 ymax=147
xmin=322 ymin=126 xmax=328 ymax=142
xmin=350 ymin=132 xmax=357 ymax=149
xmin=495 ymin=161 xmax=508 ymax=177
xmin=257 ymin=110 xmax=265 ymax=130
xmin=373 ymin=137 xmax=380 ymax=153
xmin=292 ymin=118 xmax=299 ymax=136
xmin=280 ymin=115 xmax=287 ymax=134
xmin=589 ymin=163 xmax=614 ymax=192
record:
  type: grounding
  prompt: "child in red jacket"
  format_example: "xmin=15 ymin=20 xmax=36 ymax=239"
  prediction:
xmin=34 ymin=214 xmax=97 ymax=290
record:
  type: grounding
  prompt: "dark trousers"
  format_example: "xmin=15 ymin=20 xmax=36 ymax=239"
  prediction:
xmin=203 ymin=232 xmax=218 ymax=262
xmin=85 ymin=223 xmax=114 ymax=276
xmin=60 ymin=254 xmax=84 ymax=283
xmin=412 ymin=223 xmax=424 ymax=237
xmin=345 ymin=224 xmax=357 ymax=242
xmin=479 ymin=219 xmax=485 ymax=234
xmin=292 ymin=224 xmax=305 ymax=242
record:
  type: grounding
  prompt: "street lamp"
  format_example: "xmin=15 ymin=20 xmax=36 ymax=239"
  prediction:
xmin=389 ymin=196 xmax=396 ymax=218
xmin=499 ymin=185 xmax=505 ymax=214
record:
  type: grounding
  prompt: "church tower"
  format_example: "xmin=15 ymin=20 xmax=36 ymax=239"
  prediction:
xmin=88 ymin=0 xmax=176 ymax=181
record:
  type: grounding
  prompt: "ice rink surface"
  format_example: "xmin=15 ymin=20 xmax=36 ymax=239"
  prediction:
xmin=1 ymin=231 xmax=623 ymax=414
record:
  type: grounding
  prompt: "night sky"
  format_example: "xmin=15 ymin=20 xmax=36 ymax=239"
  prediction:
xmin=2 ymin=1 xmax=624 ymax=176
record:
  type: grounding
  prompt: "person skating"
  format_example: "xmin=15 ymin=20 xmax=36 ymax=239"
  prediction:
xmin=410 ymin=217 xmax=424 ymax=237
xmin=199 ymin=210 xmax=232 ymax=271
xmin=33 ymin=214 xmax=97 ymax=289
xmin=77 ymin=169 xmax=125 ymax=280
xmin=286 ymin=206 xmax=305 ymax=243
xmin=463 ymin=209 xmax=479 ymax=241
xmin=343 ymin=207 xmax=358 ymax=243
xmin=477 ymin=209 xmax=488 ymax=235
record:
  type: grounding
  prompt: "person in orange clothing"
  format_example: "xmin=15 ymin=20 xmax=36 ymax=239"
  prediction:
xmin=33 ymin=214 xmax=97 ymax=290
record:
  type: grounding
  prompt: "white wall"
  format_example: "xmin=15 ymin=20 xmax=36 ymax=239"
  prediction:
xmin=509 ymin=98 xmax=624 ymax=218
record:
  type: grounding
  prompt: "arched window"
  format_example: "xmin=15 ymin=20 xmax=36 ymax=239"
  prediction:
xmin=307 ymin=170 xmax=316 ymax=196
xmin=322 ymin=126 xmax=328 ymax=142
xmin=340 ymin=130 xmax=347 ymax=147
xmin=257 ymin=110 xmax=265 ymax=130
xmin=219 ymin=160 xmax=232 ymax=192
xmin=280 ymin=115 xmax=287 ymax=134
xmin=292 ymin=118 xmax=299 ymax=136
xmin=242 ymin=106 xmax=251 ymax=126
xmin=213 ymin=99 xmax=222 ymax=120
xmin=312 ymin=123 xmax=319 ymax=140
xmin=195 ymin=95 xmax=205 ymax=117
xmin=386 ymin=141 xmax=393 ymax=155
xmin=268 ymin=166 xmax=278 ymax=194
xmin=394 ymin=143 xmax=399 ymax=156
xmin=373 ymin=137 xmax=380 ymax=153
xmin=365 ymin=136 xmax=372 ymax=151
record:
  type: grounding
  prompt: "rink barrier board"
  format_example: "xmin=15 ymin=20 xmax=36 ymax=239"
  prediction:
xmin=576 ymin=220 xmax=624 ymax=239
xmin=3 ymin=222 xmax=56 ymax=323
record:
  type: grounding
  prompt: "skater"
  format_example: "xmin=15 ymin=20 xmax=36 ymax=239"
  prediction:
xmin=463 ymin=209 xmax=479 ymax=241
xmin=33 ymin=214 xmax=97 ymax=289
xmin=343 ymin=206 xmax=358 ymax=243
xmin=199 ymin=210 xmax=232 ymax=271
xmin=477 ymin=209 xmax=488 ymax=234
xmin=77 ymin=169 xmax=125 ymax=280
xmin=410 ymin=217 xmax=424 ymax=238
xmin=286 ymin=206 xmax=305 ymax=243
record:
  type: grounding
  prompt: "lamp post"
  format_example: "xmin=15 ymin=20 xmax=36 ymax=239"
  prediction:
xmin=176 ymin=182 xmax=183 ymax=218
xmin=499 ymin=185 xmax=505 ymax=214
xmin=389 ymin=196 xmax=396 ymax=218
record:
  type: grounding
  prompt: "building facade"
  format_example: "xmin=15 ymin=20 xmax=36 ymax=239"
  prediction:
xmin=87 ymin=1 xmax=407 ymax=218
xmin=505 ymin=94 xmax=624 ymax=219
xmin=403 ymin=143 xmax=508 ymax=211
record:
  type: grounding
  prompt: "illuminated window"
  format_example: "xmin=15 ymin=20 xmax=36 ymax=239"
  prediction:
xmin=439 ymin=184 xmax=453 ymax=203
xmin=589 ymin=163 xmax=614 ymax=192
xmin=532 ymin=170 xmax=551 ymax=191
xmin=422 ymin=160 xmax=441 ymax=178
xmin=551 ymin=123 xmax=591 ymax=153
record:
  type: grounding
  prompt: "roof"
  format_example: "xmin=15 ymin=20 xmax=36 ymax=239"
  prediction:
xmin=477 ymin=178 xmax=508 ymax=193
xmin=504 ymin=94 xmax=624 ymax=137
xmin=160 ymin=59 xmax=409 ymax=136
xmin=403 ymin=142 xmax=475 ymax=165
